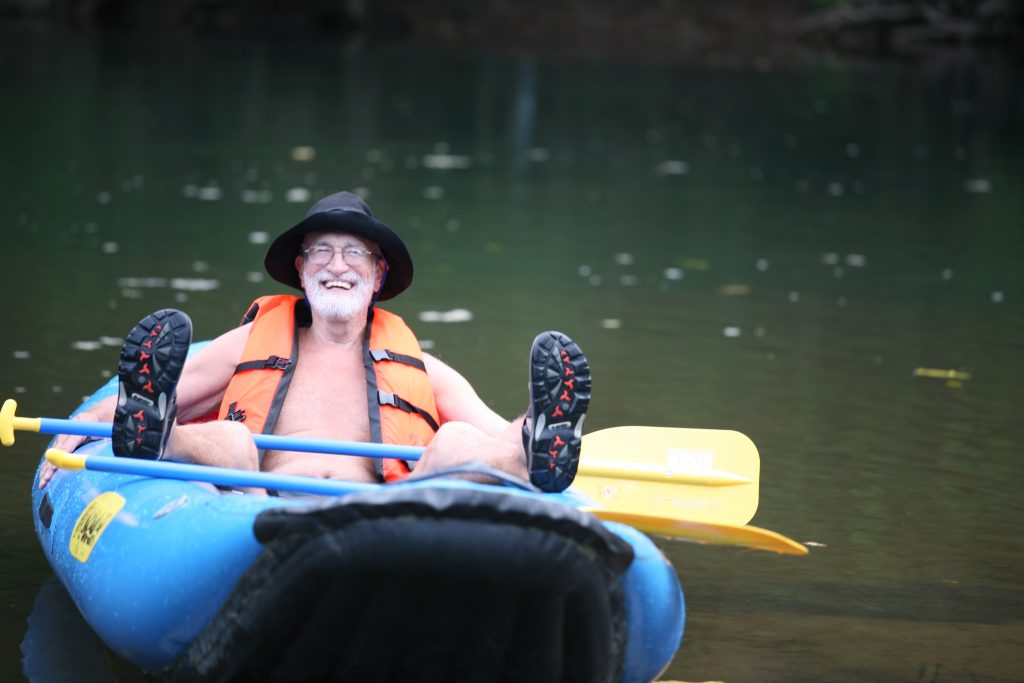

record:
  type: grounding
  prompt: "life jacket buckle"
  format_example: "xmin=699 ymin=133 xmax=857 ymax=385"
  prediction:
xmin=266 ymin=355 xmax=291 ymax=370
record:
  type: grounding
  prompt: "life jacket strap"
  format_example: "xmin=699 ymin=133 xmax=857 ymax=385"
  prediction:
xmin=234 ymin=355 xmax=292 ymax=373
xmin=369 ymin=348 xmax=426 ymax=371
xmin=377 ymin=391 xmax=440 ymax=432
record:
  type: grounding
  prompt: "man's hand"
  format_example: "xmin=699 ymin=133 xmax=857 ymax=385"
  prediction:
xmin=37 ymin=411 xmax=101 ymax=489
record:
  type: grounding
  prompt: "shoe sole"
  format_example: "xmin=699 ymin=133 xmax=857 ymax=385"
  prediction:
xmin=524 ymin=331 xmax=591 ymax=492
xmin=112 ymin=309 xmax=192 ymax=459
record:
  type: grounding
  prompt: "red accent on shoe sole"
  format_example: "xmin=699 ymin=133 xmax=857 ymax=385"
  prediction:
xmin=138 ymin=363 xmax=151 ymax=375
xmin=142 ymin=381 xmax=154 ymax=393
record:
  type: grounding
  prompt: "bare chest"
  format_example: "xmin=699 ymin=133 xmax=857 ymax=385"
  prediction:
xmin=274 ymin=342 xmax=370 ymax=440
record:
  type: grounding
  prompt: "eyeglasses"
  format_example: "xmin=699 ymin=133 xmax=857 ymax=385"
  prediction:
xmin=303 ymin=244 xmax=380 ymax=267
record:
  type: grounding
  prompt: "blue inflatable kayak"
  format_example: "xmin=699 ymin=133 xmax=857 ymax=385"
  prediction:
xmin=31 ymin=379 xmax=685 ymax=682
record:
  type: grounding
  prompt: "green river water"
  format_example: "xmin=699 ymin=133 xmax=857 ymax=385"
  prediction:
xmin=1 ymin=27 xmax=1021 ymax=682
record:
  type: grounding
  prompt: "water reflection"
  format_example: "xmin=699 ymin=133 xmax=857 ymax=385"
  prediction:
xmin=2 ymin=26 xmax=1021 ymax=683
xmin=21 ymin=577 xmax=118 ymax=682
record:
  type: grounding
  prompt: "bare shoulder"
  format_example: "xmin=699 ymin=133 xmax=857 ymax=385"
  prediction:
xmin=423 ymin=352 xmax=468 ymax=389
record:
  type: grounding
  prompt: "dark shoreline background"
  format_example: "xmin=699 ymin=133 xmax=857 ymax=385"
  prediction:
xmin=2 ymin=0 xmax=1022 ymax=65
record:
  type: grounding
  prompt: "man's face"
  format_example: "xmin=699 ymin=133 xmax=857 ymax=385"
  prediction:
xmin=296 ymin=231 xmax=386 ymax=322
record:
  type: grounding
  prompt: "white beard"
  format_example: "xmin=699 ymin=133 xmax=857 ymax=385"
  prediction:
xmin=305 ymin=272 xmax=376 ymax=322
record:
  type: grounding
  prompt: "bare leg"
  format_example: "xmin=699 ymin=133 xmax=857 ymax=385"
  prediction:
xmin=163 ymin=420 xmax=259 ymax=471
xmin=415 ymin=421 xmax=528 ymax=480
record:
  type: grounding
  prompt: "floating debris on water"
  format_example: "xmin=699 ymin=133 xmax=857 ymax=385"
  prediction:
xmin=614 ymin=253 xmax=634 ymax=266
xmin=723 ymin=327 xmax=742 ymax=338
xmin=246 ymin=271 xmax=264 ymax=283
xmin=175 ymin=292 xmax=188 ymax=303
xmin=804 ymin=541 xmax=828 ymax=548
xmin=527 ymin=148 xmax=551 ymax=162
xmin=964 ymin=178 xmax=992 ymax=194
xmin=52 ymin=385 xmax=63 ymax=393
xmin=419 ymin=339 xmax=435 ymax=351
xmin=756 ymin=258 xmax=769 ymax=271
xmin=601 ymin=318 xmax=622 ymax=329
xmin=423 ymin=186 xmax=445 ymax=200
xmin=100 ymin=336 xmax=121 ymax=346
xmin=285 ymin=187 xmax=311 ymax=203
xmin=828 ymin=182 xmax=844 ymax=197
xmin=991 ymin=291 xmax=1005 ymax=303
xmin=13 ymin=386 xmax=26 ymax=394
xmin=942 ymin=268 xmax=954 ymax=281
xmin=578 ymin=265 xmax=591 ymax=277
xmin=654 ymin=160 xmax=689 ymax=176
xmin=248 ymin=231 xmax=270 ymax=244
xmin=422 ymin=153 xmax=471 ymax=170
xmin=718 ymin=284 xmax=750 ymax=296
xmin=913 ymin=368 xmax=971 ymax=381
xmin=241 ymin=190 xmax=273 ymax=204
xmin=70 ymin=341 xmax=102 ymax=351
xmin=821 ymin=252 xmax=840 ymax=265
xmin=171 ymin=278 xmax=220 ymax=292
xmin=97 ymin=191 xmax=112 ymax=204
xmin=291 ymin=146 xmax=316 ymax=161
xmin=788 ymin=291 xmax=800 ymax=303
xmin=846 ymin=254 xmax=866 ymax=267
xmin=118 ymin=277 xmax=168 ymax=288
xmin=101 ymin=242 xmax=119 ymax=254
xmin=419 ymin=309 xmax=473 ymax=323
xmin=13 ymin=350 xmax=30 ymax=360
xmin=755 ymin=327 xmax=766 ymax=337
xmin=663 ymin=267 xmax=684 ymax=281
xmin=192 ymin=261 xmax=210 ymax=273
xmin=196 ymin=185 xmax=222 ymax=201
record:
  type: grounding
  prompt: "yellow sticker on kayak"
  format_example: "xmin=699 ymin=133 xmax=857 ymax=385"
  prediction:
xmin=70 ymin=492 xmax=125 ymax=563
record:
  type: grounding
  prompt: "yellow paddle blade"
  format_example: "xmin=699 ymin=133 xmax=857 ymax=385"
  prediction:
xmin=586 ymin=509 xmax=807 ymax=556
xmin=575 ymin=426 xmax=759 ymax=526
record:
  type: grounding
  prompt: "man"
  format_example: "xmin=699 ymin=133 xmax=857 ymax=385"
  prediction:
xmin=39 ymin=191 xmax=590 ymax=493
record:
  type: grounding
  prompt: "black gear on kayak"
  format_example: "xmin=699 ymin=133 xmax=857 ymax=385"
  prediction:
xmin=163 ymin=486 xmax=634 ymax=683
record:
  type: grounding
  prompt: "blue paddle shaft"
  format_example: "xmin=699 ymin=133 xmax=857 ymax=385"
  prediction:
xmin=78 ymin=454 xmax=378 ymax=495
xmin=38 ymin=418 xmax=426 ymax=461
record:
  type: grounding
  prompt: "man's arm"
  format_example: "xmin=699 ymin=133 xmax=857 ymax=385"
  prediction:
xmin=418 ymin=352 xmax=527 ymax=479
xmin=39 ymin=324 xmax=251 ymax=488
xmin=422 ymin=352 xmax=510 ymax=435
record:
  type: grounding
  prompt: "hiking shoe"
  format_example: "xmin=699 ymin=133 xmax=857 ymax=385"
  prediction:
xmin=112 ymin=309 xmax=192 ymax=459
xmin=523 ymin=331 xmax=591 ymax=492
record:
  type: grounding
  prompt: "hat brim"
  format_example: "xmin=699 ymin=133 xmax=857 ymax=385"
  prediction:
xmin=264 ymin=209 xmax=413 ymax=301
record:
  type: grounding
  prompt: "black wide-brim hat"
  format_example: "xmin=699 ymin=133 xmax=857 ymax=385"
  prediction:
xmin=264 ymin=191 xmax=413 ymax=301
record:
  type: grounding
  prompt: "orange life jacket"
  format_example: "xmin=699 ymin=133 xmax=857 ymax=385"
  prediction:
xmin=217 ymin=295 xmax=438 ymax=481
